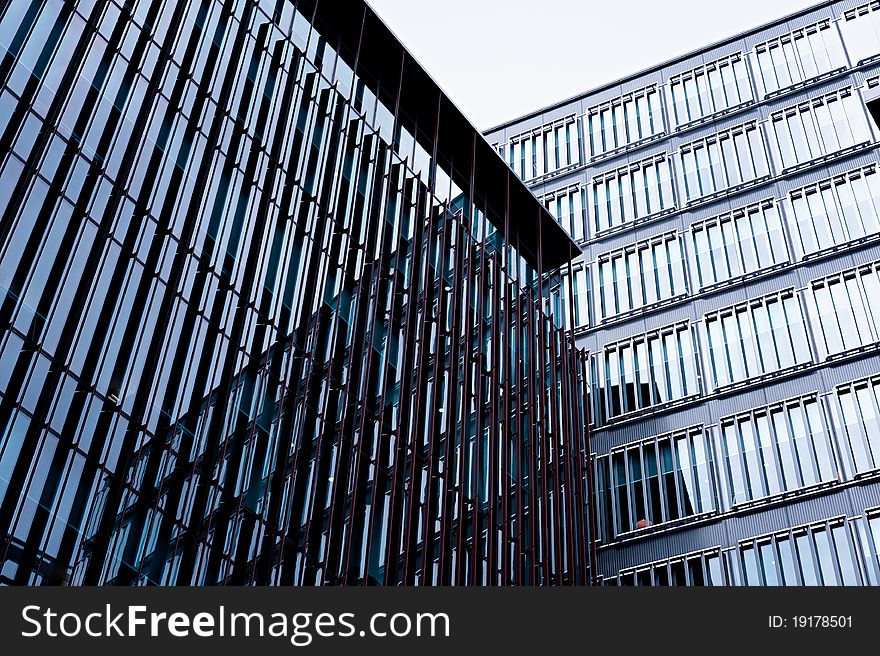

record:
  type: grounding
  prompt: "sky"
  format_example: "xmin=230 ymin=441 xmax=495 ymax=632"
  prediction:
xmin=367 ymin=0 xmax=815 ymax=130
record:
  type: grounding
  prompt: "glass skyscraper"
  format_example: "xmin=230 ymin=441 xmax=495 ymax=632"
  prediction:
xmin=0 ymin=0 xmax=590 ymax=586
xmin=486 ymin=0 xmax=880 ymax=586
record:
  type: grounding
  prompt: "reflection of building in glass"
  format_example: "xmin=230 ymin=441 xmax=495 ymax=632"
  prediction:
xmin=0 ymin=0 xmax=589 ymax=585
xmin=487 ymin=0 xmax=880 ymax=585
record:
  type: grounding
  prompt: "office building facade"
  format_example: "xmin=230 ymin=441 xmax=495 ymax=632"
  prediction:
xmin=487 ymin=0 xmax=880 ymax=585
xmin=0 ymin=0 xmax=590 ymax=586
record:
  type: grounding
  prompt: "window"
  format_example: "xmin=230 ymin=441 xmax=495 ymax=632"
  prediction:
xmin=506 ymin=116 xmax=580 ymax=181
xmin=753 ymin=21 xmax=848 ymax=97
xmin=543 ymin=185 xmax=586 ymax=242
xmin=805 ymin=262 xmax=880 ymax=360
xmin=559 ymin=266 xmax=590 ymax=330
xmin=840 ymin=3 xmax=880 ymax=66
xmin=739 ymin=519 xmax=862 ymax=586
xmin=595 ymin=427 xmax=716 ymax=540
xmin=678 ymin=121 xmax=768 ymax=202
xmin=595 ymin=321 xmax=699 ymax=422
xmin=867 ymin=78 xmax=880 ymax=130
xmin=860 ymin=512 xmax=880 ymax=583
xmin=767 ymin=88 xmax=872 ymax=172
xmin=616 ymin=548 xmax=725 ymax=586
xmin=668 ymin=54 xmax=752 ymax=127
xmin=718 ymin=393 xmax=836 ymax=508
xmin=689 ymin=199 xmax=788 ymax=290
xmin=787 ymin=165 xmax=880 ymax=258
xmin=703 ymin=289 xmax=811 ymax=390
xmin=595 ymin=231 xmax=687 ymax=320
xmin=827 ymin=375 xmax=880 ymax=476
xmin=587 ymin=86 xmax=663 ymax=157
xmin=591 ymin=154 xmax=675 ymax=234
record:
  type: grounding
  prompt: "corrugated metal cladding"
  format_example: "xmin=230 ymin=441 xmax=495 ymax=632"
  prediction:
xmin=490 ymin=0 xmax=880 ymax=585
xmin=598 ymin=522 xmax=729 ymax=576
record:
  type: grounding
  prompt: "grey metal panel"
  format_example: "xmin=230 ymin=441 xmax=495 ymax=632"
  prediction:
xmin=820 ymin=352 xmax=880 ymax=387
xmin=531 ymin=169 xmax=589 ymax=198
xmin=662 ymin=54 xmax=710 ymax=80
xmin=724 ymin=506 xmax=791 ymax=542
xmin=502 ymin=113 xmax=553 ymax=139
xmin=776 ymin=148 xmax=880 ymax=192
xmin=847 ymin=481 xmax=880 ymax=514
xmin=618 ymin=72 xmax=666 ymax=97
xmin=785 ymin=5 xmax=840 ymax=29
xmin=798 ymin=243 xmax=880 ymax=279
xmin=538 ymin=104 xmax=581 ymax=127
xmin=588 ymin=216 xmax=683 ymax=256
xmin=592 ymin=404 xmax=713 ymax=454
xmin=701 ymin=40 xmax=751 ymax=61
xmin=582 ymin=84 xmax=627 ymax=112
xmin=741 ymin=3 xmax=837 ymax=49
xmin=762 ymin=77 xmax=859 ymax=115
xmin=838 ymin=0 xmax=873 ymax=14
xmin=669 ymin=114 xmax=762 ymax=148
xmin=782 ymin=489 xmax=852 ymax=527
xmin=597 ymin=522 xmax=728 ymax=576
xmin=852 ymin=67 xmax=880 ymax=85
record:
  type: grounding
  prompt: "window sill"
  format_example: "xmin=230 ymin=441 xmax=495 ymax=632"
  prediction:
xmin=588 ymin=132 xmax=667 ymax=166
xmin=709 ymin=361 xmax=812 ymax=396
xmin=730 ymin=478 xmax=840 ymax=512
xmin=597 ymin=292 xmax=690 ymax=326
xmin=823 ymin=340 xmax=880 ymax=364
xmin=611 ymin=510 xmax=718 ymax=542
xmin=520 ymin=160 xmax=583 ymax=187
xmin=599 ymin=393 xmax=702 ymax=428
xmin=762 ymin=67 xmax=848 ymax=101
xmin=592 ymin=206 xmax=678 ymax=242
xmin=684 ymin=174 xmax=772 ymax=210
xmin=779 ymin=141 xmax=873 ymax=177
xmin=672 ymin=100 xmax=755 ymax=132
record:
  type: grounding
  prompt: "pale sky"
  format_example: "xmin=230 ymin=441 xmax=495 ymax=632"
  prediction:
xmin=367 ymin=0 xmax=816 ymax=129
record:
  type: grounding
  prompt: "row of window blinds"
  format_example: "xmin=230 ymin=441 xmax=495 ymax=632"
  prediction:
xmin=767 ymin=88 xmax=872 ymax=171
xmin=787 ymin=164 xmax=880 ymax=258
xmin=596 ymin=232 xmax=687 ymax=320
xmin=558 ymin=266 xmax=590 ymax=332
xmin=591 ymin=155 xmax=676 ymax=234
xmin=739 ymin=517 xmax=860 ymax=585
xmin=704 ymin=289 xmax=811 ymax=390
xmin=689 ymin=199 xmax=787 ymax=290
xmin=805 ymin=261 xmax=880 ymax=360
xmin=828 ymin=373 xmax=880 ymax=477
xmin=586 ymin=86 xmax=664 ymax=157
xmin=594 ymin=426 xmax=715 ymax=540
xmin=719 ymin=393 xmax=836 ymax=508
xmin=499 ymin=17 xmax=880 ymax=181
xmin=614 ymin=548 xmax=726 ymax=586
xmin=548 ymin=158 xmax=878 ymax=263
xmin=595 ymin=322 xmax=699 ymax=421
xmin=608 ymin=513 xmax=880 ymax=585
xmin=506 ymin=117 xmax=580 ymax=181
xmin=667 ymin=55 xmax=753 ymax=127
xmin=560 ymin=166 xmax=880 ymax=332
xmin=592 ymin=260 xmax=880 ymax=422
xmin=753 ymin=20 xmax=848 ymax=97
xmin=543 ymin=186 xmax=586 ymax=243
xmin=678 ymin=121 xmax=769 ymax=203
xmin=841 ymin=3 xmax=880 ymax=66
xmin=597 ymin=380 xmax=880 ymax=540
